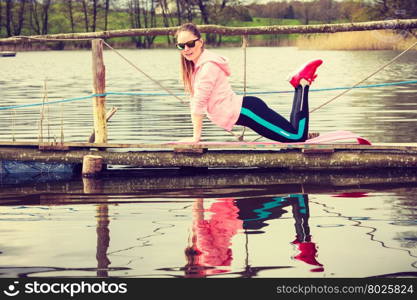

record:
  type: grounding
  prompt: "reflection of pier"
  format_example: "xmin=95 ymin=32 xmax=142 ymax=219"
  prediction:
xmin=96 ymin=204 xmax=111 ymax=277
xmin=1 ymin=168 xmax=417 ymax=206
xmin=84 ymin=178 xmax=111 ymax=278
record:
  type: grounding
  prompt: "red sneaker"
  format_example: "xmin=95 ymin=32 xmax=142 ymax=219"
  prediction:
xmin=288 ymin=59 xmax=323 ymax=88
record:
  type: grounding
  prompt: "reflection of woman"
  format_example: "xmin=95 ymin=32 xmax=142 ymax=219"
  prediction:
xmin=235 ymin=194 xmax=323 ymax=272
xmin=184 ymin=194 xmax=323 ymax=277
xmin=184 ymin=198 xmax=243 ymax=277
xmin=176 ymin=23 xmax=322 ymax=143
xmin=290 ymin=195 xmax=324 ymax=272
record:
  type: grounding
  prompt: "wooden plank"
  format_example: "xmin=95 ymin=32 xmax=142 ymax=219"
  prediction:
xmin=302 ymin=148 xmax=335 ymax=154
xmin=38 ymin=143 xmax=70 ymax=151
xmin=174 ymin=147 xmax=207 ymax=154
xmin=0 ymin=141 xmax=417 ymax=151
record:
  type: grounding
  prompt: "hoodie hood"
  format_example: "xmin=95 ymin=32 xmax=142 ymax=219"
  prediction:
xmin=195 ymin=49 xmax=231 ymax=76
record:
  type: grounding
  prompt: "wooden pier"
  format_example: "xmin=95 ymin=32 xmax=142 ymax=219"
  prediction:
xmin=1 ymin=141 xmax=417 ymax=171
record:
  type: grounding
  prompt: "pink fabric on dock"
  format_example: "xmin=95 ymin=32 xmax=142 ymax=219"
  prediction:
xmin=303 ymin=130 xmax=371 ymax=145
xmin=167 ymin=130 xmax=371 ymax=146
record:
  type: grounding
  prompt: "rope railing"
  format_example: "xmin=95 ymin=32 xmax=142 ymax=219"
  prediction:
xmin=1 ymin=80 xmax=417 ymax=111
xmin=1 ymin=19 xmax=417 ymax=45
xmin=102 ymin=40 xmax=186 ymax=104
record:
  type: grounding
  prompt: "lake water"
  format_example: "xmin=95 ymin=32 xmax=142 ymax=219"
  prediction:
xmin=0 ymin=47 xmax=416 ymax=278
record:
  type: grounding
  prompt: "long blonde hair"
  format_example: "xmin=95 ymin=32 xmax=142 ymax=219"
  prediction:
xmin=176 ymin=23 xmax=202 ymax=96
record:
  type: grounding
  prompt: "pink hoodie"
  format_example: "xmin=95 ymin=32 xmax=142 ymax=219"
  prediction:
xmin=190 ymin=49 xmax=243 ymax=131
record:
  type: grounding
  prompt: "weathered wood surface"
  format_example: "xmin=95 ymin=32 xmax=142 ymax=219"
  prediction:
xmin=1 ymin=19 xmax=416 ymax=44
xmin=82 ymin=155 xmax=104 ymax=177
xmin=1 ymin=146 xmax=417 ymax=170
xmin=91 ymin=39 xmax=107 ymax=144
xmin=0 ymin=141 xmax=417 ymax=151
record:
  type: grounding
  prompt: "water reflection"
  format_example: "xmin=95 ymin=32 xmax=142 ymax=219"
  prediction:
xmin=0 ymin=171 xmax=416 ymax=278
xmin=96 ymin=204 xmax=111 ymax=278
xmin=184 ymin=194 xmax=323 ymax=278
xmin=184 ymin=198 xmax=242 ymax=277
xmin=84 ymin=178 xmax=112 ymax=278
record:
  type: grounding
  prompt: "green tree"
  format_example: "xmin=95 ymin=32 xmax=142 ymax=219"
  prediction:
xmin=374 ymin=0 xmax=417 ymax=19
xmin=314 ymin=0 xmax=339 ymax=23
xmin=4 ymin=0 xmax=27 ymax=36
xmin=128 ymin=0 xmax=157 ymax=48
xmin=339 ymin=0 xmax=371 ymax=22
xmin=0 ymin=1 xmax=2 ymax=36
xmin=284 ymin=4 xmax=295 ymax=19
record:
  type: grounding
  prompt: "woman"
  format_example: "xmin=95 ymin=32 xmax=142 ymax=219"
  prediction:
xmin=176 ymin=23 xmax=322 ymax=143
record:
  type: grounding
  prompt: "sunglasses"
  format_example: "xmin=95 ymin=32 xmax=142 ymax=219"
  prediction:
xmin=176 ymin=38 xmax=200 ymax=50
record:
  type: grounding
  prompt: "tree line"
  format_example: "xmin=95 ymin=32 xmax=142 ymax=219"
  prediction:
xmin=0 ymin=0 xmax=416 ymax=48
xmin=249 ymin=0 xmax=417 ymax=25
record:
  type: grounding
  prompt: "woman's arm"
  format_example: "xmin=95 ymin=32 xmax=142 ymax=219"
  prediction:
xmin=191 ymin=113 xmax=203 ymax=142
xmin=179 ymin=62 xmax=219 ymax=143
xmin=178 ymin=113 xmax=203 ymax=143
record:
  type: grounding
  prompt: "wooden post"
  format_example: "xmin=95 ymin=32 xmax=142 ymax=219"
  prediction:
xmin=82 ymin=154 xmax=103 ymax=177
xmin=92 ymin=39 xmax=107 ymax=143
xmin=88 ymin=107 xmax=117 ymax=143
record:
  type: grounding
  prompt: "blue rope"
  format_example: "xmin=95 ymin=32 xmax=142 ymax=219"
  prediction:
xmin=0 ymin=94 xmax=96 ymax=110
xmin=1 ymin=80 xmax=416 ymax=111
xmin=240 ymin=80 xmax=417 ymax=95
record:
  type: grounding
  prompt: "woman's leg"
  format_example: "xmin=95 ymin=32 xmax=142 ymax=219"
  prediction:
xmin=235 ymin=85 xmax=309 ymax=143
xmin=290 ymin=83 xmax=310 ymax=141
xmin=235 ymin=58 xmax=322 ymax=143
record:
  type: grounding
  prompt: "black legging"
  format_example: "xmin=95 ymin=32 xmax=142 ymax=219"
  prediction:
xmin=235 ymin=85 xmax=309 ymax=143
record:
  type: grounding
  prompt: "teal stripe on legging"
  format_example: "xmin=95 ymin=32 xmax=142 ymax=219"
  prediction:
xmin=240 ymin=107 xmax=306 ymax=140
